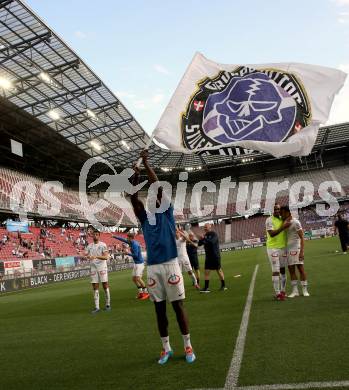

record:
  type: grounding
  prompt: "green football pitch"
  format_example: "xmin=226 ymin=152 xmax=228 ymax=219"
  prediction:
xmin=1 ymin=237 xmax=349 ymax=390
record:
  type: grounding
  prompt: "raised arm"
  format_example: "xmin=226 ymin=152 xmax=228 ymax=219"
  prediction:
xmin=178 ymin=230 xmax=198 ymax=247
xmin=113 ymin=235 xmax=129 ymax=245
xmin=130 ymin=165 xmax=145 ymax=218
xmin=141 ymin=150 xmax=158 ymax=184
xmin=140 ymin=150 xmax=167 ymax=206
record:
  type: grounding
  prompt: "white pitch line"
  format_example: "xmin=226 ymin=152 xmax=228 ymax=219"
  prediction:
xmin=224 ymin=264 xmax=259 ymax=390
xmin=238 ymin=380 xmax=349 ymax=390
xmin=187 ymin=265 xmax=259 ymax=390
xmin=188 ymin=264 xmax=349 ymax=390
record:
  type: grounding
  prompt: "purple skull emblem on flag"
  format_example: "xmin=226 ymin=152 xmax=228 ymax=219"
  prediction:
xmin=202 ymin=72 xmax=297 ymax=143
xmin=181 ymin=65 xmax=312 ymax=153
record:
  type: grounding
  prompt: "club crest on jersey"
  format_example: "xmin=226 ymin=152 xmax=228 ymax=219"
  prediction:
xmin=182 ymin=66 xmax=311 ymax=151
xmin=167 ymin=274 xmax=181 ymax=285
xmin=147 ymin=278 xmax=156 ymax=288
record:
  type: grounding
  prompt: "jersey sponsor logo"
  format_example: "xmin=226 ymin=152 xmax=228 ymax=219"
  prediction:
xmin=167 ymin=274 xmax=181 ymax=285
xmin=182 ymin=66 xmax=310 ymax=155
xmin=147 ymin=277 xmax=156 ymax=288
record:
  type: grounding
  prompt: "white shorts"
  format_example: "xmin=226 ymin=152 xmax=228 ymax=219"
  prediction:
xmin=90 ymin=262 xmax=108 ymax=284
xmin=178 ymin=255 xmax=193 ymax=273
xmin=147 ymin=258 xmax=185 ymax=303
xmin=132 ymin=263 xmax=145 ymax=278
xmin=287 ymin=247 xmax=303 ymax=266
xmin=267 ymin=248 xmax=287 ymax=273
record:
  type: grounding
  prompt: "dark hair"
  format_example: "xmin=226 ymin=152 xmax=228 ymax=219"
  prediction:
xmin=280 ymin=205 xmax=290 ymax=213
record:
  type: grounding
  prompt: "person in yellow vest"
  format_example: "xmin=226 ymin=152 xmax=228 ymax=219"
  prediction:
xmin=265 ymin=204 xmax=291 ymax=300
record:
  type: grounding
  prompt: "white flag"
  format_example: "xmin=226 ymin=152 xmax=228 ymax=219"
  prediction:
xmin=153 ymin=53 xmax=347 ymax=157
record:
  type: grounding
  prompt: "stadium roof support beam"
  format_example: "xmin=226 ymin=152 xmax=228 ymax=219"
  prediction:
xmin=0 ymin=30 xmax=52 ymax=65
xmin=10 ymin=59 xmax=80 ymax=90
xmin=320 ymin=127 xmax=331 ymax=151
xmin=0 ymin=0 xmax=14 ymax=10
xmin=66 ymin=118 xmax=134 ymax=141
xmin=74 ymin=134 xmax=146 ymax=160
xmin=55 ymin=102 xmax=120 ymax=132
xmin=147 ymin=150 xmax=172 ymax=168
xmin=175 ymin=154 xmax=185 ymax=169
xmin=0 ymin=30 xmax=51 ymax=55
xmin=106 ymin=135 xmax=151 ymax=153
xmin=19 ymin=82 xmax=102 ymax=111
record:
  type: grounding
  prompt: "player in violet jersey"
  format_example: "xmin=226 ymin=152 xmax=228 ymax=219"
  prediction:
xmin=130 ymin=150 xmax=196 ymax=365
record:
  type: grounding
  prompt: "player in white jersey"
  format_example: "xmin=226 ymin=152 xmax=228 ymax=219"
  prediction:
xmin=85 ymin=230 xmax=111 ymax=313
xmin=176 ymin=228 xmax=200 ymax=289
xmin=280 ymin=206 xmax=310 ymax=298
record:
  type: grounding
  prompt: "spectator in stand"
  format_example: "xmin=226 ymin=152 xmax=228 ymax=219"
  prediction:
xmin=40 ymin=228 xmax=46 ymax=238
xmin=334 ymin=213 xmax=349 ymax=254
xmin=18 ymin=232 xmax=23 ymax=246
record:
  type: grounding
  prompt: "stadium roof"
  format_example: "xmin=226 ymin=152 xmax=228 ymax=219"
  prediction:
xmin=0 ymin=0 xmax=161 ymax=166
xmin=0 ymin=0 xmax=349 ymax=173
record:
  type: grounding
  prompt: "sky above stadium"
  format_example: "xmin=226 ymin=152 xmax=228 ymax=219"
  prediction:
xmin=26 ymin=0 xmax=349 ymax=135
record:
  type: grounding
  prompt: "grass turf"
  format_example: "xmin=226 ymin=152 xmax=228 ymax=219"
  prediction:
xmin=0 ymin=237 xmax=348 ymax=390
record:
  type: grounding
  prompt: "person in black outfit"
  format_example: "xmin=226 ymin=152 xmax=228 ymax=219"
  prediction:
xmin=334 ymin=213 xmax=349 ymax=254
xmin=186 ymin=232 xmax=200 ymax=286
xmin=198 ymin=223 xmax=227 ymax=292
